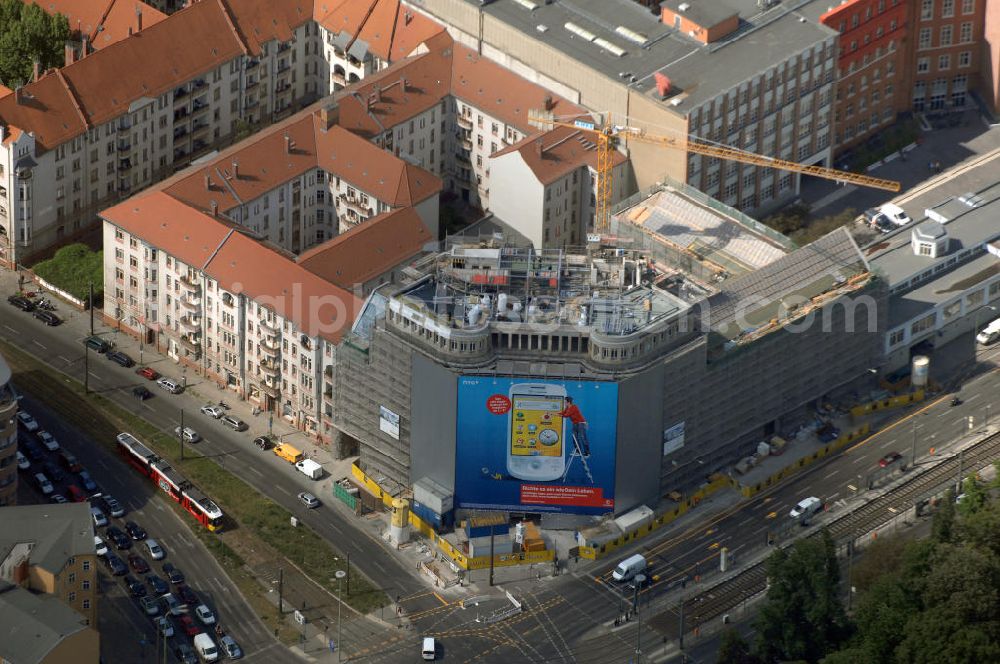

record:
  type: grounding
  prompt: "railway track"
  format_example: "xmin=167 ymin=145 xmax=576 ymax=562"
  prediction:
xmin=656 ymin=429 xmax=1000 ymax=636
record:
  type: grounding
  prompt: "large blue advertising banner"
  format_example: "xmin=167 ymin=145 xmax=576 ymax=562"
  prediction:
xmin=455 ymin=377 xmax=617 ymax=514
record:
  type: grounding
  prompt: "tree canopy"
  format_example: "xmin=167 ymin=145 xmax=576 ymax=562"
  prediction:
xmin=0 ymin=0 xmax=71 ymax=89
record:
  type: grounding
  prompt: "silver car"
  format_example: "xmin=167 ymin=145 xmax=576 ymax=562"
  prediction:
xmin=174 ymin=426 xmax=201 ymax=443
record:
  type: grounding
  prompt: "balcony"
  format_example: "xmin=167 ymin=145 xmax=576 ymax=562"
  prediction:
xmin=461 ymin=136 xmax=472 ymax=151
xmin=455 ymin=150 xmax=471 ymax=164
xmin=457 ymin=114 xmax=472 ymax=129
xmin=246 ymin=58 xmax=259 ymax=69
xmin=259 ymin=382 xmax=279 ymax=398
xmin=180 ymin=335 xmax=201 ymax=354
xmin=191 ymin=121 xmax=210 ymax=137
xmin=117 ymin=141 xmax=131 ymax=152
xmin=192 ymin=100 xmax=210 ymax=115
xmin=260 ymin=361 xmax=280 ymax=378
xmin=322 ymin=385 xmax=333 ymax=403
xmin=179 ymin=316 xmax=200 ymax=333
xmin=178 ymin=293 xmax=201 ymax=310
xmin=245 ymin=77 xmax=259 ymax=90
xmin=179 ymin=274 xmax=199 ymax=294
xmin=173 ymin=126 xmax=189 ymax=140
xmin=261 ymin=338 xmax=280 ymax=357
xmin=340 ymin=195 xmax=371 ymax=215
xmin=173 ymin=87 xmax=188 ymax=102
xmin=259 ymin=317 xmax=279 ymax=334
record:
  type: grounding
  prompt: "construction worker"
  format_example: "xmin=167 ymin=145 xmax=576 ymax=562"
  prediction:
xmin=559 ymin=396 xmax=590 ymax=457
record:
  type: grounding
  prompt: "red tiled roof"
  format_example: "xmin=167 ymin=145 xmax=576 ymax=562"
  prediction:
xmin=492 ymin=124 xmax=628 ymax=186
xmin=0 ymin=84 xmax=11 ymax=99
xmin=162 ymin=106 xmax=441 ymax=213
xmin=101 ymin=190 xmax=361 ymax=342
xmin=34 ymin=0 xmax=167 ymax=50
xmin=226 ymin=0 xmax=313 ymax=55
xmin=313 ymin=0 xmax=442 ymax=62
xmin=297 ymin=207 xmax=430 ymax=287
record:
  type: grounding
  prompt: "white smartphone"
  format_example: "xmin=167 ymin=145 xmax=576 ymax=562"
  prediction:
xmin=506 ymin=382 xmax=567 ymax=482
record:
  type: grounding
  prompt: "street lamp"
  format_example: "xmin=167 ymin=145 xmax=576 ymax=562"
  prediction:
xmin=335 ymin=569 xmax=346 ymax=662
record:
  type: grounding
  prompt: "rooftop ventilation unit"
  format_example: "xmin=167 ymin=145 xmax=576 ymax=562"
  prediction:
xmin=678 ymin=2 xmax=691 ymax=11
xmin=615 ymin=26 xmax=648 ymax=45
xmin=594 ymin=37 xmax=627 ymax=57
xmin=564 ymin=22 xmax=597 ymax=41
xmin=536 ymin=24 xmax=549 ymax=32
xmin=513 ymin=0 xmax=539 ymax=10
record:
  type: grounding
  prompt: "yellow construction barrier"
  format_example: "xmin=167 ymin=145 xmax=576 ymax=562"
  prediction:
xmin=738 ymin=423 xmax=871 ymax=498
xmin=467 ymin=549 xmax=554 ymax=570
xmin=850 ymin=389 xmax=925 ymax=417
xmin=350 ymin=463 xmax=396 ymax=508
xmin=578 ymin=473 xmax=735 ymax=560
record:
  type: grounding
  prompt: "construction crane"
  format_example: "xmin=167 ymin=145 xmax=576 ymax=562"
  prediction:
xmin=528 ymin=112 xmax=901 ymax=233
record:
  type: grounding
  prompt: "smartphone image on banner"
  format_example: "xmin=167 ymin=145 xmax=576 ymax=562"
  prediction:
xmin=506 ymin=383 xmax=566 ymax=482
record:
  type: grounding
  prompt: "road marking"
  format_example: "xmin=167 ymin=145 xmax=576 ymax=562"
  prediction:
xmin=275 ymin=485 xmax=291 ymax=496
xmin=88 ymin=372 xmax=101 ymax=380
xmin=823 ymin=470 xmax=838 ymax=481
xmin=827 ymin=492 xmax=839 ymax=502
xmin=852 ymin=455 xmax=867 ymax=464
xmin=3 ymin=325 xmax=15 ymax=334
xmin=433 ymin=592 xmax=447 ymax=606
xmin=33 ymin=340 xmax=46 ymax=349
xmin=966 ymin=393 xmax=981 ymax=403
xmin=57 ymin=355 xmax=72 ymax=364
xmin=247 ymin=467 xmax=264 ymax=478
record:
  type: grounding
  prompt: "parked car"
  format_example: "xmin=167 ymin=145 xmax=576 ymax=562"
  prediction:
xmin=91 ymin=507 xmax=108 ymax=528
xmin=58 ymin=450 xmax=82 ymax=473
xmin=77 ymin=470 xmax=98 ymax=492
xmin=194 ymin=604 xmax=216 ymax=625
xmin=124 ymin=574 xmax=147 ymax=598
xmin=16 ymin=451 xmax=30 ymax=471
xmin=37 ymin=430 xmax=60 ymax=451
xmin=162 ymin=562 xmax=185 ymax=585
xmin=124 ymin=521 xmax=147 ymax=541
xmin=145 ymin=539 xmax=165 ymax=561
xmin=83 ymin=335 xmax=112 ymax=353
xmin=127 ymin=553 xmax=150 ymax=574
xmin=140 ymin=595 xmax=160 ymax=616
xmin=136 ymin=366 xmax=160 ymax=380
xmin=221 ymin=415 xmax=248 ymax=431
xmin=156 ymin=377 xmax=183 ymax=394
xmin=145 ymin=574 xmax=169 ymax=595
xmin=34 ymin=473 xmax=53 ymax=495
xmin=8 ymin=294 xmax=36 ymax=311
xmin=174 ymin=426 xmax=201 ymax=443
xmin=94 ymin=536 xmax=108 ymax=557
xmin=219 ymin=635 xmax=243 ymax=659
xmin=174 ymin=642 xmax=198 ymax=664
xmin=816 ymin=424 xmax=840 ymax=443
xmin=132 ymin=386 xmax=152 ymax=400
xmin=106 ymin=350 xmax=135 ymax=368
xmin=50 ymin=493 xmax=67 ymax=504
xmin=67 ymin=484 xmax=87 ymax=502
xmin=879 ymin=202 xmax=912 ymax=226
xmin=177 ymin=584 xmax=199 ymax=607
xmin=32 ymin=310 xmax=62 ymax=326
xmin=879 ymin=451 xmax=904 ymax=468
xmin=106 ymin=526 xmax=132 ymax=550
xmin=874 ymin=216 xmax=895 ymax=234
xmin=104 ymin=553 xmax=128 ymax=576
xmin=16 ymin=411 xmax=39 ymax=432
xmin=200 ymin=404 xmax=225 ymax=419
xmin=176 ymin=607 xmax=199 ymax=632
xmin=161 ymin=592 xmax=183 ymax=616
xmin=156 ymin=616 xmax=174 ymax=637
xmin=42 ymin=460 xmax=64 ymax=482
xmin=103 ymin=494 xmax=126 ymax=518
xmin=253 ymin=436 xmax=273 ymax=451
xmin=22 ymin=441 xmax=44 ymax=461
xmin=298 ymin=492 xmax=320 ymax=509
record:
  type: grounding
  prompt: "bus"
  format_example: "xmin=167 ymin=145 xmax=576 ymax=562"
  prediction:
xmin=116 ymin=432 xmax=224 ymax=531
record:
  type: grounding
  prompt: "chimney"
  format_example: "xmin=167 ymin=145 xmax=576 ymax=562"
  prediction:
xmin=654 ymin=72 xmax=672 ymax=99
xmin=284 ymin=134 xmax=291 ymax=153
xmin=14 ymin=86 xmax=23 ymax=105
xmin=204 ymin=174 xmax=212 ymax=190
xmin=543 ymin=94 xmax=554 ymax=111
xmin=374 ymin=85 xmax=382 ymax=103
xmin=64 ymin=43 xmax=75 ymax=67
xmin=400 ymin=77 xmax=408 ymax=92
xmin=231 ymin=159 xmax=239 ymax=179
xmin=33 ymin=59 xmax=40 ymax=83
xmin=535 ymin=140 xmax=543 ymax=158
xmin=136 ymin=6 xmax=142 ymax=32
xmin=318 ymin=102 xmax=339 ymax=131
xmin=210 ymin=200 xmax=218 ymax=217
xmin=81 ymin=36 xmax=89 ymax=57
xmin=404 ymin=10 xmax=412 ymax=25
xmin=128 ymin=26 xmax=133 ymax=36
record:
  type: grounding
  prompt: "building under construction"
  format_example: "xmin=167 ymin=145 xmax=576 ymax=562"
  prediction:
xmin=332 ymin=201 xmax=886 ymax=521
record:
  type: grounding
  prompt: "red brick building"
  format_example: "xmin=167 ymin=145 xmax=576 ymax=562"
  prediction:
xmin=907 ymin=0 xmax=986 ymax=111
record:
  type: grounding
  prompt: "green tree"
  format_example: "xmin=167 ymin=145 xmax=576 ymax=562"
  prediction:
xmin=957 ymin=475 xmax=987 ymax=517
xmin=753 ymin=530 xmax=849 ymax=663
xmin=0 ymin=0 xmax=71 ymax=88
xmin=31 ymin=243 xmax=103 ymax=300
xmin=932 ymin=488 xmax=956 ymax=543
xmin=717 ymin=628 xmax=758 ymax=664
xmin=847 ymin=533 xmax=907 ymax=593
xmin=958 ymin=496 xmax=1000 ymax=556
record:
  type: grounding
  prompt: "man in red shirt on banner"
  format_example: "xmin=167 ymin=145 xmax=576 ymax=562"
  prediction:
xmin=559 ymin=396 xmax=590 ymax=458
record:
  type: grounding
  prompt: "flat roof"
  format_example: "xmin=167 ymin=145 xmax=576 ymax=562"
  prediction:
xmin=888 ymin=251 xmax=1000 ymax=327
xmin=477 ymin=0 xmax=834 ymax=113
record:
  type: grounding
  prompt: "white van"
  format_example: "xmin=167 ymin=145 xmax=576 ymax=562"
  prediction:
xmin=421 ymin=637 xmax=436 ymax=660
xmin=612 ymin=554 xmax=647 ymax=582
xmin=192 ymin=633 xmax=219 ymax=662
xmin=879 ymin=203 xmax=912 ymax=226
xmin=34 ymin=473 xmax=53 ymax=495
xmin=977 ymin=318 xmax=1000 ymax=346
xmin=789 ymin=496 xmax=823 ymax=523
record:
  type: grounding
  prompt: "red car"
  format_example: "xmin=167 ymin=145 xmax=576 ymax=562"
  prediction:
xmin=136 ymin=366 xmax=160 ymax=380
xmin=127 ymin=553 xmax=150 ymax=574
xmin=178 ymin=614 xmax=201 ymax=636
xmin=879 ymin=451 xmax=903 ymax=468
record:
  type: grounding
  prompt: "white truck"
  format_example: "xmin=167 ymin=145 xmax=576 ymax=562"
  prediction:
xmin=612 ymin=554 xmax=647 ymax=582
xmin=295 ymin=458 xmax=324 ymax=480
xmin=977 ymin=318 xmax=1000 ymax=345
xmin=192 ymin=633 xmax=219 ymax=662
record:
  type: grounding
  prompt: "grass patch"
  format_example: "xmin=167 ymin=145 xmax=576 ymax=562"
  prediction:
xmin=0 ymin=339 xmax=386 ymax=616
xmin=31 ymin=243 xmax=104 ymax=300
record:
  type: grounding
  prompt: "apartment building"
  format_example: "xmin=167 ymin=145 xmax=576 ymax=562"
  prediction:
xmin=0 ymin=503 xmax=99 ymax=629
xmin=0 ymin=353 xmax=15 ymax=507
xmin=98 ymin=105 xmax=440 ymax=436
xmin=314 ymin=0 xmax=442 ymax=92
xmin=0 ymin=580 xmax=100 ymax=664
xmin=908 ymin=0 xmax=984 ymax=112
xmin=807 ymin=0 xmax=910 ymax=150
xmin=490 ymin=125 xmax=631 ymax=248
xmin=34 ymin=0 xmax=168 ymax=51
xmin=0 ymin=0 xmax=324 ymax=268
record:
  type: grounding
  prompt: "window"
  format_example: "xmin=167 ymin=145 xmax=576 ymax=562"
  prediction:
xmin=889 ymin=329 xmax=905 ymax=346
xmin=917 ymin=57 xmax=930 ymax=73
xmin=942 ymin=0 xmax=954 ymax=16
xmin=911 ymin=313 xmax=935 ymax=334
xmin=959 ymin=51 xmax=971 ymax=67
xmin=82 ymin=580 xmax=91 ymax=590
xmin=941 ymin=25 xmax=953 ymax=46
xmin=959 ymin=22 xmax=973 ymax=43
xmin=69 ymin=592 xmax=76 ymax=602
xmin=83 ymin=599 xmax=90 ymax=610
xmin=918 ymin=28 xmax=932 ymax=49
xmin=920 ymin=0 xmax=934 ymax=19
xmin=961 ymin=0 xmax=974 ymax=12
xmin=938 ymin=54 xmax=950 ymax=70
